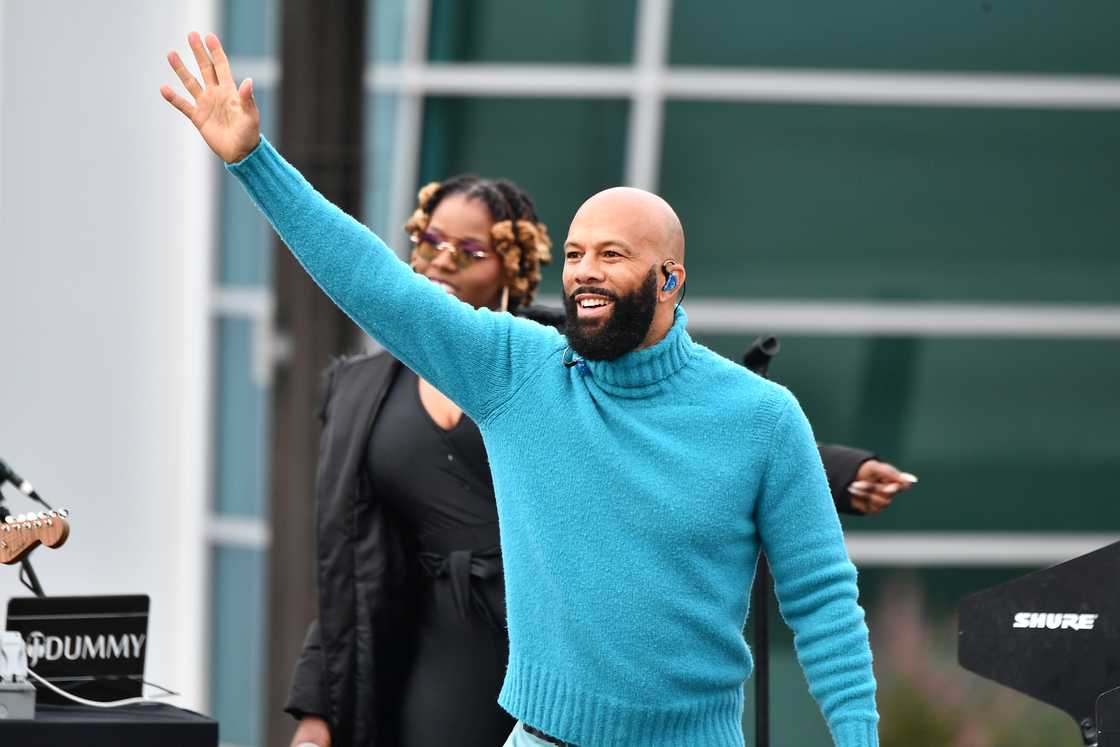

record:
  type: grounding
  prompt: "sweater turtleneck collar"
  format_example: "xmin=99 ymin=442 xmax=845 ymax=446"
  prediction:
xmin=579 ymin=308 xmax=694 ymax=397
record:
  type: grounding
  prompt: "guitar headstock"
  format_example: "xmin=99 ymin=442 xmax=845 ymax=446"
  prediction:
xmin=0 ymin=509 xmax=70 ymax=565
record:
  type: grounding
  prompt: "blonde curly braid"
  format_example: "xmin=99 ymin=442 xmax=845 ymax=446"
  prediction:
xmin=489 ymin=218 xmax=552 ymax=310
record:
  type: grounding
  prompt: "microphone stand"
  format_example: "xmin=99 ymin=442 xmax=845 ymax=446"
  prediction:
xmin=742 ymin=335 xmax=781 ymax=747
xmin=0 ymin=486 xmax=47 ymax=597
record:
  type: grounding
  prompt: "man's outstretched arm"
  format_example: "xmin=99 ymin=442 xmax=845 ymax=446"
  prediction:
xmin=160 ymin=32 xmax=556 ymax=422
xmin=756 ymin=390 xmax=880 ymax=746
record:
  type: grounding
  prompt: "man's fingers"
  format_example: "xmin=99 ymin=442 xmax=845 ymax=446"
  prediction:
xmin=238 ymin=78 xmax=257 ymax=110
xmin=188 ymin=31 xmax=218 ymax=87
xmin=160 ymin=85 xmax=196 ymax=120
xmin=167 ymin=51 xmax=203 ymax=99
xmin=205 ymin=33 xmax=235 ymax=86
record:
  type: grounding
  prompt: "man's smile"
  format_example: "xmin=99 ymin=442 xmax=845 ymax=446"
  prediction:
xmin=573 ymin=292 xmax=614 ymax=321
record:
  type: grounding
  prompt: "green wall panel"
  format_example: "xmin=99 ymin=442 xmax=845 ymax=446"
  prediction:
xmin=660 ymin=102 xmax=1120 ymax=302
xmin=428 ymin=0 xmax=637 ymax=64
xmin=670 ymin=1 xmax=1120 ymax=74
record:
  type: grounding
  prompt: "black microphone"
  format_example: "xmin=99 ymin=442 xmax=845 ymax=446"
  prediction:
xmin=0 ymin=458 xmax=49 ymax=507
xmin=561 ymin=348 xmax=588 ymax=373
xmin=742 ymin=335 xmax=781 ymax=378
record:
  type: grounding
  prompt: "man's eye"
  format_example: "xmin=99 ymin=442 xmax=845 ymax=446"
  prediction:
xmin=566 ymin=251 xmax=581 ymax=260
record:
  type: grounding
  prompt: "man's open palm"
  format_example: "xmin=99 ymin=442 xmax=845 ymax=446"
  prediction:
xmin=160 ymin=32 xmax=260 ymax=164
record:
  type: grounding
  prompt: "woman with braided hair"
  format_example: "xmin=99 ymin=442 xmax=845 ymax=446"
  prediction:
xmin=284 ymin=176 xmax=559 ymax=747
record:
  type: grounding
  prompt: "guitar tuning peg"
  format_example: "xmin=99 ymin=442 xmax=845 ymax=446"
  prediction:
xmin=37 ymin=511 xmax=49 ymax=520
xmin=3 ymin=516 xmax=13 ymax=524
xmin=16 ymin=513 xmax=27 ymax=523
xmin=48 ymin=510 xmax=58 ymax=517
xmin=58 ymin=508 xmax=70 ymax=518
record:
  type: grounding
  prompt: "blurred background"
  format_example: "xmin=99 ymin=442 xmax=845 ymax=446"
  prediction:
xmin=1 ymin=1 xmax=1118 ymax=745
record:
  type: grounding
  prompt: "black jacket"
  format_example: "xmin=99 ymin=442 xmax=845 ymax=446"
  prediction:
xmin=284 ymin=312 xmax=873 ymax=746
xmin=284 ymin=350 xmax=415 ymax=746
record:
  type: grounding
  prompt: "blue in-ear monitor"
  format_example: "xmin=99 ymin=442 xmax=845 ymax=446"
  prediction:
xmin=662 ymin=274 xmax=678 ymax=292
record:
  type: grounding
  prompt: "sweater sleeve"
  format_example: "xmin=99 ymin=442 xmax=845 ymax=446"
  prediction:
xmin=756 ymin=390 xmax=880 ymax=747
xmin=226 ymin=136 xmax=559 ymax=422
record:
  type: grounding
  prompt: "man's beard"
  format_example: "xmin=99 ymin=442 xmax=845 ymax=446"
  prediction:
xmin=563 ymin=267 xmax=659 ymax=361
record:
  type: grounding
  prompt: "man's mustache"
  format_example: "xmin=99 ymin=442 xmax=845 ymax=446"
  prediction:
xmin=567 ymin=286 xmax=620 ymax=302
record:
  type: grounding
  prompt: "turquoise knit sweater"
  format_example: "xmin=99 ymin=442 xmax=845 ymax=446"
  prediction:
xmin=229 ymin=138 xmax=879 ymax=746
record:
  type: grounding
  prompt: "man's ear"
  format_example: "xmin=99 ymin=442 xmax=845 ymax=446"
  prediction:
xmin=659 ymin=260 xmax=685 ymax=300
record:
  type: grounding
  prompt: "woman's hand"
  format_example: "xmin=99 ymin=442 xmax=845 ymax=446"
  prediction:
xmin=289 ymin=714 xmax=332 ymax=747
xmin=160 ymin=32 xmax=261 ymax=164
xmin=847 ymin=460 xmax=918 ymax=516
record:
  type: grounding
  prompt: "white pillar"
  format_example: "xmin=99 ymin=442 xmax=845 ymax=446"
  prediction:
xmin=0 ymin=0 xmax=217 ymax=712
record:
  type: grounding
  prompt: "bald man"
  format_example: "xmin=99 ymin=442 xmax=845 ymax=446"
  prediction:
xmin=162 ymin=34 xmax=879 ymax=747
xmin=560 ymin=188 xmax=686 ymax=364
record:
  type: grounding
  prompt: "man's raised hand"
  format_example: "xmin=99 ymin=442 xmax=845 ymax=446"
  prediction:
xmin=160 ymin=32 xmax=260 ymax=164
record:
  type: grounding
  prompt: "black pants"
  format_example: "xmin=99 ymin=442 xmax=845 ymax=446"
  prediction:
xmin=398 ymin=562 xmax=513 ymax=747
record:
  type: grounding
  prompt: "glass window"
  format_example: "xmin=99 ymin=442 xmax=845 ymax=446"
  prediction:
xmin=695 ymin=333 xmax=1120 ymax=533
xmin=209 ymin=546 xmax=267 ymax=746
xmin=213 ymin=317 xmax=271 ymax=518
xmin=368 ymin=0 xmax=406 ymax=63
xmin=669 ymin=1 xmax=1120 ymax=74
xmin=222 ymin=0 xmax=279 ymax=58
xmin=659 ymin=102 xmax=1120 ymax=302
xmin=427 ymin=0 xmax=637 ymax=64
xmin=362 ymin=93 xmax=400 ymax=239
xmin=218 ymin=87 xmax=278 ymax=287
xmin=218 ymin=174 xmax=273 ymax=287
xmin=418 ymin=96 xmax=629 ymax=293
